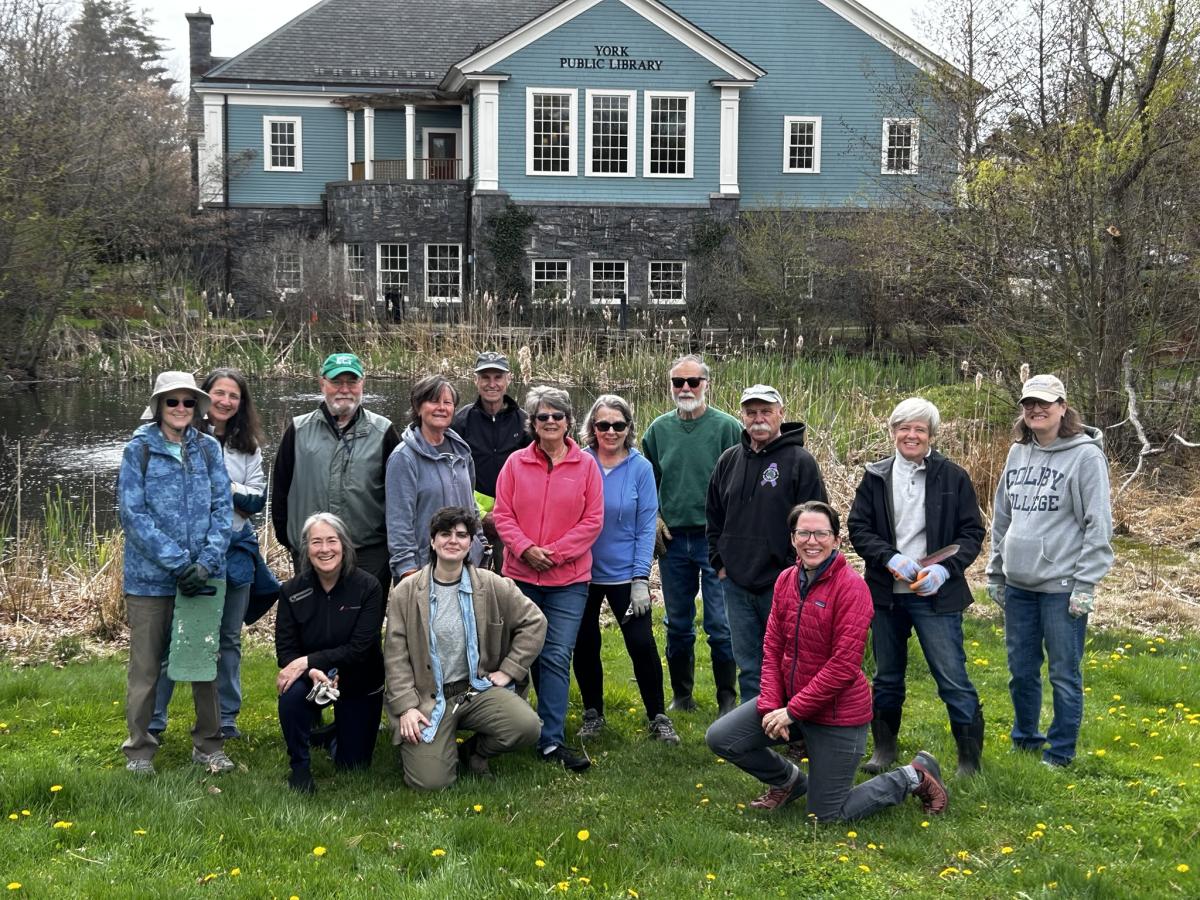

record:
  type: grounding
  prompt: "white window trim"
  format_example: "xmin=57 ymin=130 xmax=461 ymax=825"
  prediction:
xmin=344 ymin=244 xmax=366 ymax=300
xmin=881 ymin=117 xmax=919 ymax=175
xmin=274 ymin=251 xmax=302 ymax=294
xmin=263 ymin=115 xmax=303 ymax=172
xmin=376 ymin=243 xmax=409 ymax=299
xmin=590 ymin=260 xmax=628 ymax=306
xmin=643 ymin=90 xmax=694 ymax=179
xmin=585 ymin=89 xmax=637 ymax=178
xmin=425 ymin=243 xmax=463 ymax=305
xmin=531 ymin=259 xmax=572 ymax=304
xmin=782 ymin=116 xmax=822 ymax=174
xmin=648 ymin=260 xmax=686 ymax=305
xmin=526 ymin=87 xmax=577 ymax=177
xmin=785 ymin=259 xmax=815 ymax=299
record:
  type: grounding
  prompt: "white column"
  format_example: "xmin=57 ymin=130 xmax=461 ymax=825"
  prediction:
xmin=460 ymin=102 xmax=471 ymax=180
xmin=346 ymin=109 xmax=355 ymax=180
xmin=718 ymin=86 xmax=742 ymax=195
xmin=198 ymin=94 xmax=225 ymax=207
xmin=405 ymin=104 xmax=416 ymax=180
xmin=364 ymin=107 xmax=375 ymax=180
xmin=473 ymin=79 xmax=501 ymax=191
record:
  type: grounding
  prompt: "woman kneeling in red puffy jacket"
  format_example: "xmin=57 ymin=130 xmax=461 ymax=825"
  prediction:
xmin=705 ymin=501 xmax=948 ymax=821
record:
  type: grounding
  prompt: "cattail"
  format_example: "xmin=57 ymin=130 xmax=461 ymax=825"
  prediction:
xmin=796 ymin=334 xmax=805 ymax=351
xmin=1019 ymin=362 xmax=1030 ymax=383
xmin=994 ymin=369 xmax=1003 ymax=385
xmin=974 ymin=371 xmax=983 ymax=391
xmin=960 ymin=359 xmax=969 ymax=376
xmin=517 ymin=345 xmax=533 ymax=376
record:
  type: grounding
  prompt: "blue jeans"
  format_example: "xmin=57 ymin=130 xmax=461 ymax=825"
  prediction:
xmin=659 ymin=528 xmax=733 ymax=663
xmin=152 ymin=582 xmax=251 ymax=732
xmin=516 ymin=580 xmax=588 ymax=751
xmin=721 ymin=579 xmax=774 ymax=701
xmin=870 ymin=596 xmax=980 ymax=725
xmin=1004 ymin=586 xmax=1087 ymax=764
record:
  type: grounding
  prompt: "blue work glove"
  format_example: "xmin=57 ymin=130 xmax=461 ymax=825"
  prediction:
xmin=1068 ymin=591 xmax=1094 ymax=618
xmin=628 ymin=580 xmax=652 ymax=618
xmin=986 ymin=583 xmax=1005 ymax=609
xmin=911 ymin=564 xmax=949 ymax=597
xmin=177 ymin=564 xmax=210 ymax=597
xmin=886 ymin=553 xmax=920 ymax=582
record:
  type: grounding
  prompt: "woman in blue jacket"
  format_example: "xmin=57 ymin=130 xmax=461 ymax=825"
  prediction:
xmin=118 ymin=371 xmax=233 ymax=776
xmin=573 ymin=395 xmax=679 ymax=745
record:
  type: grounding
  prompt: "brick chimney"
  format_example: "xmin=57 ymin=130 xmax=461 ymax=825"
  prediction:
xmin=186 ymin=10 xmax=214 ymax=81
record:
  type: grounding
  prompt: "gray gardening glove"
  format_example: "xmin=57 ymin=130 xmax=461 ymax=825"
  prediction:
xmin=628 ymin=580 xmax=651 ymax=618
xmin=1068 ymin=591 xmax=1094 ymax=618
xmin=985 ymin=582 xmax=1005 ymax=610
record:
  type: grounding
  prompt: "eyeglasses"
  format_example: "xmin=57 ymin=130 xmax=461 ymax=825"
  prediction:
xmin=535 ymin=412 xmax=567 ymax=422
xmin=594 ymin=421 xmax=629 ymax=433
xmin=163 ymin=398 xmax=197 ymax=409
xmin=671 ymin=377 xmax=706 ymax=389
xmin=1019 ymin=398 xmax=1058 ymax=410
xmin=792 ymin=529 xmax=835 ymax=541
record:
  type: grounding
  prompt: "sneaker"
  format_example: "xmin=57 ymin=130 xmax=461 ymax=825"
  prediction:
xmin=126 ymin=758 xmax=156 ymax=776
xmin=192 ymin=748 xmax=236 ymax=774
xmin=910 ymin=751 xmax=948 ymax=814
xmin=749 ymin=768 xmax=806 ymax=810
xmin=667 ymin=695 xmax=698 ymax=712
xmin=458 ymin=735 xmax=493 ymax=778
xmin=539 ymin=744 xmax=591 ymax=772
xmin=221 ymin=725 xmax=243 ymax=740
xmin=578 ymin=709 xmax=606 ymax=740
xmin=288 ymin=766 xmax=316 ymax=794
xmin=648 ymin=714 xmax=681 ymax=745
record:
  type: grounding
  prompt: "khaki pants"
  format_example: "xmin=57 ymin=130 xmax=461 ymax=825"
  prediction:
xmin=399 ymin=685 xmax=540 ymax=790
xmin=122 ymin=594 xmax=222 ymax=762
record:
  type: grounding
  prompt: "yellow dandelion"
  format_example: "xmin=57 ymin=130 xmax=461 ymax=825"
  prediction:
xmin=867 ymin=842 xmax=877 ymax=850
xmin=577 ymin=830 xmax=590 ymax=842
xmin=52 ymin=821 xmax=72 ymax=829
xmin=706 ymin=873 xmax=716 ymax=881
xmin=838 ymin=855 xmax=849 ymax=862
xmin=7 ymin=884 xmax=21 ymax=891
xmin=230 ymin=868 xmax=241 ymax=877
xmin=1001 ymin=847 xmax=1014 ymax=854
xmin=1036 ymin=823 xmax=1047 ymax=830
xmin=939 ymin=867 xmax=959 ymax=878
xmin=858 ymin=865 xmax=870 ymax=873
xmin=431 ymin=848 xmax=446 ymax=858
xmin=846 ymin=830 xmax=857 ymax=838
xmin=1095 ymin=748 xmax=1106 ymax=757
xmin=1112 ymin=694 xmax=1121 ymax=701
xmin=0 ymin=723 xmax=7 ymax=728
xmin=556 ymin=881 xmax=570 ymax=891
xmin=133 ymin=829 xmax=147 ymax=835
xmin=50 ymin=730 xmax=61 ymax=736
xmin=578 ymin=877 xmax=590 ymax=885
xmin=735 ymin=803 xmax=745 ymax=810
xmin=920 ymin=821 xmax=930 ymax=828
xmin=312 ymin=846 xmax=327 ymax=857
xmin=1048 ymin=881 xmax=1058 ymax=889
xmin=49 ymin=786 xmax=62 ymax=793
xmin=535 ymin=860 xmax=546 ymax=868
xmin=7 ymin=814 xmax=16 ymax=821
xmin=715 ymin=758 xmax=725 ymax=764
xmin=472 ymin=804 xmax=483 ymax=813
xmin=1154 ymin=755 xmax=1164 ymax=761
xmin=699 ymin=798 xmax=709 ymax=805
xmin=1178 ymin=864 xmax=1190 ymax=873
xmin=956 ymin=850 xmax=969 ymax=861
xmin=202 ymin=874 xmax=218 ymax=883
xmin=1066 ymin=784 xmax=1076 ymax=790
xmin=628 ymin=891 xmax=639 ymax=898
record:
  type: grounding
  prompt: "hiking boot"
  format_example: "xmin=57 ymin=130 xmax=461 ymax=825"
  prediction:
xmin=578 ymin=709 xmax=606 ymax=740
xmin=648 ymin=713 xmax=681 ymax=745
xmin=910 ymin=751 xmax=948 ymax=814
xmin=712 ymin=657 xmax=738 ymax=717
xmin=862 ymin=708 xmax=901 ymax=774
xmin=952 ymin=704 xmax=984 ymax=777
xmin=667 ymin=652 xmax=698 ymax=711
xmin=458 ymin=735 xmax=493 ymax=778
xmin=288 ymin=766 xmax=316 ymax=794
xmin=539 ymin=744 xmax=591 ymax=772
xmin=126 ymin=758 xmax=156 ymax=776
xmin=749 ymin=768 xmax=806 ymax=810
xmin=192 ymin=748 xmax=236 ymax=774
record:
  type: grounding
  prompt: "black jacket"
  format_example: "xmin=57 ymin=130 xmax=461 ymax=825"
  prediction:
xmin=847 ymin=450 xmax=984 ymax=614
xmin=452 ymin=395 xmax=531 ymax=498
xmin=275 ymin=567 xmax=385 ymax=696
xmin=706 ymin=422 xmax=828 ymax=593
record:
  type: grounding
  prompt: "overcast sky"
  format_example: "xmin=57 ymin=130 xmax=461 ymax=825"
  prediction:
xmin=143 ymin=0 xmax=931 ymax=87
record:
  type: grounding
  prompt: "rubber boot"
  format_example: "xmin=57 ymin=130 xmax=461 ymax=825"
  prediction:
xmin=861 ymin=707 xmax=901 ymax=774
xmin=712 ymin=657 xmax=738 ymax=717
xmin=953 ymin=703 xmax=984 ymax=777
xmin=666 ymin=651 xmax=698 ymax=712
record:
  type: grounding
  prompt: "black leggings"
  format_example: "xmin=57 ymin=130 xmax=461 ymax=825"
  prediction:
xmin=572 ymin=582 xmax=665 ymax=719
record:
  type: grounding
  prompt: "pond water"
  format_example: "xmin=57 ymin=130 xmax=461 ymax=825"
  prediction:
xmin=0 ymin=377 xmax=613 ymax=532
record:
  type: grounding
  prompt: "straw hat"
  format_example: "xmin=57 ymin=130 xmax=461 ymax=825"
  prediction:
xmin=140 ymin=371 xmax=211 ymax=421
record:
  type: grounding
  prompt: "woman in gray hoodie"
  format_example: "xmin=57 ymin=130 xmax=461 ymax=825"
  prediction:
xmin=986 ymin=374 xmax=1114 ymax=767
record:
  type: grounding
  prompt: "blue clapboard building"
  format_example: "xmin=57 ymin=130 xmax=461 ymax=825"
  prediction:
xmin=187 ymin=0 xmax=955 ymax=311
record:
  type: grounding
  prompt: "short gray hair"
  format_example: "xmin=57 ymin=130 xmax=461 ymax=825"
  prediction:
xmin=299 ymin=512 xmax=357 ymax=577
xmin=524 ymin=385 xmax=573 ymax=439
xmin=581 ymin=394 xmax=636 ymax=450
xmin=669 ymin=353 xmax=709 ymax=379
xmin=887 ymin=397 xmax=941 ymax=436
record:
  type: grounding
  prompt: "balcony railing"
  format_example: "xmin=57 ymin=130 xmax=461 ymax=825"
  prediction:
xmin=348 ymin=158 xmax=462 ymax=182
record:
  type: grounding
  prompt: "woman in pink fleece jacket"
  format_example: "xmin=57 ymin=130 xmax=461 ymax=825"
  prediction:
xmin=493 ymin=386 xmax=603 ymax=771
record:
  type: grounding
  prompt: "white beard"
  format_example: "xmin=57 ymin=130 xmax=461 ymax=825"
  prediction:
xmin=675 ymin=396 xmax=703 ymax=414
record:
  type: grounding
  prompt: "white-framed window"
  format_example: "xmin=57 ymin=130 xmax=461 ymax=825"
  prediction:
xmin=263 ymin=116 xmax=302 ymax=171
xmin=532 ymin=260 xmax=571 ymax=303
xmin=585 ymin=90 xmax=636 ymax=177
xmin=643 ymin=91 xmax=693 ymax=177
xmin=344 ymin=244 xmax=365 ymax=298
xmin=783 ymin=116 xmax=821 ymax=174
xmin=526 ymin=88 xmax=577 ymax=176
xmin=425 ymin=244 xmax=462 ymax=304
xmin=882 ymin=118 xmax=919 ymax=175
xmin=590 ymin=260 xmax=627 ymax=305
xmin=648 ymin=261 xmax=686 ymax=305
xmin=378 ymin=243 xmax=408 ymax=301
xmin=784 ymin=257 xmax=814 ymax=299
xmin=274 ymin=251 xmax=302 ymax=293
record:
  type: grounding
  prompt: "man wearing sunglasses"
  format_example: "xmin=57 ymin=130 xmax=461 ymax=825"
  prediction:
xmin=642 ymin=355 xmax=742 ymax=716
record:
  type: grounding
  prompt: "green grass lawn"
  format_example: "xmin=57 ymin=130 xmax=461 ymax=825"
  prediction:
xmin=2 ymin=611 xmax=1198 ymax=898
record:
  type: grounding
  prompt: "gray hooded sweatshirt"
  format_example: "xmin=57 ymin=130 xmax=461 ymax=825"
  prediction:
xmin=986 ymin=426 xmax=1114 ymax=594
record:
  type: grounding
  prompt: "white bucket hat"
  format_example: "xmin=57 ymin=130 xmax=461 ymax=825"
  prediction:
xmin=141 ymin=371 xmax=211 ymax=421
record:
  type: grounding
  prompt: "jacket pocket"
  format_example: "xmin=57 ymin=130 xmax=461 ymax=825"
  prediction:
xmin=1002 ymin=534 xmax=1056 ymax=582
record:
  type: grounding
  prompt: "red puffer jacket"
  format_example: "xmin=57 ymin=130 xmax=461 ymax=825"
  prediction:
xmin=757 ymin=552 xmax=874 ymax=727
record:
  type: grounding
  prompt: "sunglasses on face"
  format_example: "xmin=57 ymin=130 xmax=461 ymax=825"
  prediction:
xmin=1020 ymin=398 xmax=1058 ymax=410
xmin=671 ymin=377 xmax=705 ymax=389
xmin=535 ymin=412 xmax=567 ymax=422
xmin=594 ymin=420 xmax=629 ymax=433
xmin=163 ymin=398 xmax=197 ymax=409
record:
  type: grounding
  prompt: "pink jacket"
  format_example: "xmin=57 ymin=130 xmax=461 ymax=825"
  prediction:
xmin=757 ymin=552 xmax=874 ymax=728
xmin=493 ymin=438 xmax=604 ymax=586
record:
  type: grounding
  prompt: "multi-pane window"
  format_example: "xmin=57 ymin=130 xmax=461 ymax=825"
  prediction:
xmin=275 ymin=251 xmax=302 ymax=292
xmin=527 ymin=89 xmax=576 ymax=175
xmin=784 ymin=257 xmax=814 ymax=299
xmin=532 ymin=260 xmax=571 ymax=302
xmin=425 ymin=244 xmax=462 ymax=303
xmin=882 ymin=118 xmax=919 ymax=174
xmin=586 ymin=91 xmax=635 ymax=176
xmin=648 ymin=261 xmax=686 ymax=305
xmin=378 ymin=243 xmax=408 ymax=301
xmin=644 ymin=92 xmax=692 ymax=177
xmin=590 ymin=261 xmax=627 ymax=305
xmin=783 ymin=116 xmax=821 ymax=173
xmin=263 ymin=116 xmax=302 ymax=171
xmin=345 ymin=244 xmax=365 ymax=297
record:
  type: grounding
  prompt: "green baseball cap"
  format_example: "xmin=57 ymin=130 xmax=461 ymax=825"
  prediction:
xmin=321 ymin=352 xmax=364 ymax=379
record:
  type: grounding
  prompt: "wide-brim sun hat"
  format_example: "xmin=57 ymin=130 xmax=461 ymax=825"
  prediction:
xmin=1020 ymin=374 xmax=1066 ymax=404
xmin=141 ymin=371 xmax=211 ymax=421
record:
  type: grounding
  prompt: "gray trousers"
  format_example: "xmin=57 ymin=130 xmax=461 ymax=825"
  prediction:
xmin=122 ymin=594 xmax=222 ymax=762
xmin=706 ymin=701 xmax=915 ymax=822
